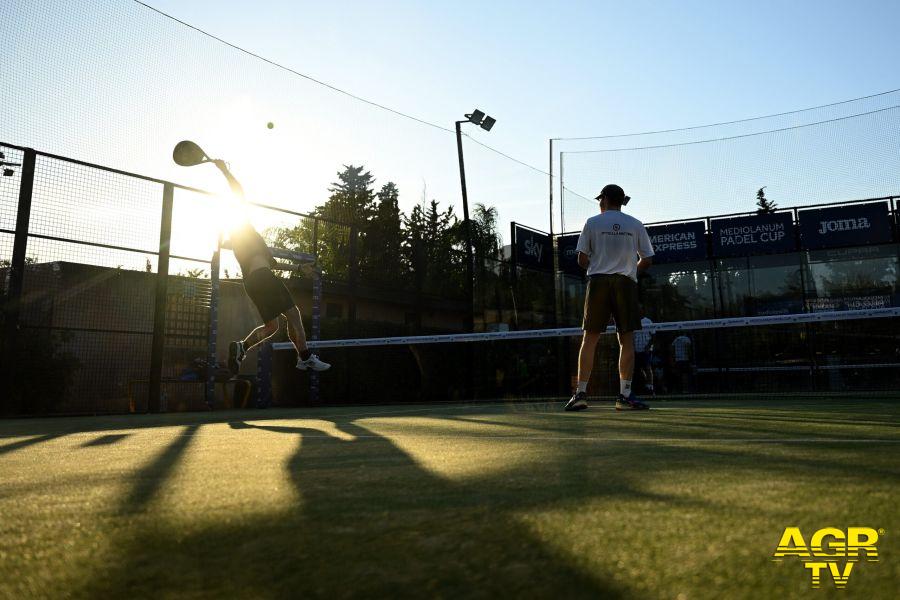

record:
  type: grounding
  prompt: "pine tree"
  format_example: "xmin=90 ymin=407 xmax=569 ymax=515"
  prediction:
xmin=403 ymin=198 xmax=462 ymax=298
xmin=269 ymin=165 xmax=376 ymax=280
xmin=755 ymin=187 xmax=777 ymax=214
xmin=324 ymin=165 xmax=376 ymax=224
xmin=363 ymin=182 xmax=405 ymax=287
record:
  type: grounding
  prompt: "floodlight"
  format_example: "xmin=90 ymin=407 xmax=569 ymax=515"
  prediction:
xmin=480 ymin=116 xmax=496 ymax=131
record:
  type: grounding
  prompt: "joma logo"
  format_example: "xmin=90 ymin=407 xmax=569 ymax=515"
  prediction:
xmin=817 ymin=217 xmax=870 ymax=235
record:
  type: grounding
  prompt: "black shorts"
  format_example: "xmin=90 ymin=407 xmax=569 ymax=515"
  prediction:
xmin=583 ymin=274 xmax=641 ymax=333
xmin=243 ymin=268 xmax=295 ymax=323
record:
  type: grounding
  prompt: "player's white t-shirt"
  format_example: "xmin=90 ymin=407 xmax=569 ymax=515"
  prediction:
xmin=575 ymin=210 xmax=654 ymax=281
xmin=633 ymin=317 xmax=654 ymax=352
xmin=672 ymin=335 xmax=692 ymax=362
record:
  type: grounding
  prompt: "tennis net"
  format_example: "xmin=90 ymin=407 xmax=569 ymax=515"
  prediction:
xmin=266 ymin=308 xmax=900 ymax=405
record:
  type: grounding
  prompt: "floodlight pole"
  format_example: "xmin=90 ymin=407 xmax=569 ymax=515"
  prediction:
xmin=549 ymin=138 xmax=555 ymax=236
xmin=455 ymin=119 xmax=475 ymax=332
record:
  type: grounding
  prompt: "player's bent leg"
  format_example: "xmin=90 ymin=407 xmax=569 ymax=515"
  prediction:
xmin=284 ymin=307 xmax=330 ymax=372
xmin=283 ymin=306 xmax=308 ymax=351
xmin=228 ymin=320 xmax=280 ymax=375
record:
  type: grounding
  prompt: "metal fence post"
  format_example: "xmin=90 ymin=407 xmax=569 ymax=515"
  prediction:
xmin=310 ymin=269 xmax=322 ymax=403
xmin=509 ymin=222 xmax=519 ymax=330
xmin=559 ymin=152 xmax=565 ymax=233
xmin=149 ymin=183 xmax=174 ymax=413
xmin=312 ymin=217 xmax=319 ymax=258
xmin=1 ymin=148 xmax=36 ymax=414
xmin=348 ymin=225 xmax=358 ymax=336
xmin=205 ymin=237 xmax=221 ymax=408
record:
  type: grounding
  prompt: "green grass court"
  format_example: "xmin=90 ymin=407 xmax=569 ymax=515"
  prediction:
xmin=1 ymin=398 xmax=897 ymax=599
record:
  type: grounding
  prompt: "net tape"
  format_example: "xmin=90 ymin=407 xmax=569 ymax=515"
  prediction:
xmin=272 ymin=307 xmax=900 ymax=350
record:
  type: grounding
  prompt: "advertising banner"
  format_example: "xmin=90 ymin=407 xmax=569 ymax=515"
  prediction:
xmin=647 ymin=221 xmax=707 ymax=263
xmin=799 ymin=202 xmax=893 ymax=250
xmin=514 ymin=225 xmax=553 ymax=271
xmin=556 ymin=233 xmax=581 ymax=274
xmin=710 ymin=212 xmax=795 ymax=257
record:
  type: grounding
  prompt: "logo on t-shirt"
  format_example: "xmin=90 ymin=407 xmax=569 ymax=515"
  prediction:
xmin=601 ymin=222 xmax=632 ymax=237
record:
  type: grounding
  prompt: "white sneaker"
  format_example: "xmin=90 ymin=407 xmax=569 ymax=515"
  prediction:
xmin=296 ymin=354 xmax=331 ymax=372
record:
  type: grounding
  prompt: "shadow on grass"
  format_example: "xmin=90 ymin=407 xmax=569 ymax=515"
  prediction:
xmin=121 ymin=424 xmax=199 ymax=513
xmin=80 ymin=434 xmax=130 ymax=447
xmin=76 ymin=417 xmax=626 ymax=598
xmin=71 ymin=405 xmax=899 ymax=598
xmin=0 ymin=433 xmax=68 ymax=456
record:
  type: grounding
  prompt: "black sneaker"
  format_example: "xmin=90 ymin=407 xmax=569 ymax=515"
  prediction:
xmin=616 ymin=393 xmax=650 ymax=411
xmin=227 ymin=341 xmax=246 ymax=375
xmin=564 ymin=391 xmax=588 ymax=412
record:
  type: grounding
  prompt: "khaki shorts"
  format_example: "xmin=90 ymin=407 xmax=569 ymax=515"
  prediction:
xmin=583 ymin=274 xmax=642 ymax=333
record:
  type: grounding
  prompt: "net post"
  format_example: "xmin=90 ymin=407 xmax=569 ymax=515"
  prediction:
xmin=551 ymin=233 xmax=569 ymax=398
xmin=0 ymin=148 xmax=36 ymax=415
xmin=205 ymin=236 xmax=221 ymax=408
xmin=309 ymin=267 xmax=321 ymax=404
xmin=348 ymin=225 xmax=358 ymax=336
xmin=148 ymin=183 xmax=173 ymax=414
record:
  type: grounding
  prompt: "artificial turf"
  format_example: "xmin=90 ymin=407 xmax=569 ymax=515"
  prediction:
xmin=0 ymin=398 xmax=897 ymax=599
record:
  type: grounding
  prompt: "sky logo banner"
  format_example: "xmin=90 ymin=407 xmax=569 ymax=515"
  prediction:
xmin=556 ymin=233 xmax=581 ymax=274
xmin=710 ymin=212 xmax=795 ymax=257
xmin=513 ymin=225 xmax=552 ymax=271
xmin=772 ymin=527 xmax=882 ymax=589
xmin=647 ymin=222 xmax=707 ymax=263
xmin=799 ymin=202 xmax=893 ymax=250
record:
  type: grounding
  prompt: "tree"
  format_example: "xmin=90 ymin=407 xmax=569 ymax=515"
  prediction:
xmin=403 ymin=198 xmax=464 ymax=298
xmin=269 ymin=165 xmax=377 ymax=280
xmin=471 ymin=203 xmax=501 ymax=260
xmin=755 ymin=187 xmax=777 ymax=214
xmin=360 ymin=182 xmax=405 ymax=287
xmin=324 ymin=165 xmax=377 ymax=225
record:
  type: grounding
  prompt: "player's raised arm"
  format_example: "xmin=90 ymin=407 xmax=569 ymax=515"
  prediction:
xmin=213 ymin=159 xmax=245 ymax=198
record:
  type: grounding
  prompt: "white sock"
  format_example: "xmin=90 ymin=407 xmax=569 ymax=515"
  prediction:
xmin=620 ymin=379 xmax=632 ymax=396
xmin=576 ymin=381 xmax=588 ymax=394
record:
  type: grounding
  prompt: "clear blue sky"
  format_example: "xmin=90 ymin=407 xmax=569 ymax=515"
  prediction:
xmin=3 ymin=0 xmax=900 ymax=242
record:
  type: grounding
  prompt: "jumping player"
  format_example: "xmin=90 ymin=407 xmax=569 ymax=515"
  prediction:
xmin=212 ymin=159 xmax=330 ymax=375
xmin=565 ymin=184 xmax=654 ymax=412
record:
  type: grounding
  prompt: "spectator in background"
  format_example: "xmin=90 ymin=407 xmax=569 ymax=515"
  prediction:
xmin=671 ymin=333 xmax=694 ymax=394
xmin=632 ymin=315 xmax=655 ymax=396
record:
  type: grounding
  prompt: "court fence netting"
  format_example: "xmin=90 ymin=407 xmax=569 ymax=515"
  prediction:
xmin=1 ymin=141 xmax=899 ymax=415
xmin=0 ymin=142 xmax=549 ymax=416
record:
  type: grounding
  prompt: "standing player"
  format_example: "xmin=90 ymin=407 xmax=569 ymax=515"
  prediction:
xmin=212 ymin=159 xmax=331 ymax=375
xmin=633 ymin=315 xmax=655 ymax=397
xmin=565 ymin=184 xmax=654 ymax=412
xmin=671 ymin=333 xmax=693 ymax=393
